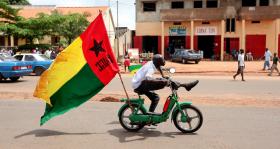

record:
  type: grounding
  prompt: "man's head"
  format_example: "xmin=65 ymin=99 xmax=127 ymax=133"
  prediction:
xmin=266 ymin=48 xmax=268 ymax=51
xmin=152 ymin=54 xmax=165 ymax=69
xmin=240 ymin=49 xmax=244 ymax=54
xmin=274 ymin=53 xmax=277 ymax=57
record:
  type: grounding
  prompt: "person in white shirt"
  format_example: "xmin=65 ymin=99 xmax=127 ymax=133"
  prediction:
xmin=263 ymin=48 xmax=272 ymax=70
xmin=45 ymin=49 xmax=52 ymax=59
xmin=233 ymin=49 xmax=245 ymax=81
xmin=132 ymin=54 xmax=168 ymax=112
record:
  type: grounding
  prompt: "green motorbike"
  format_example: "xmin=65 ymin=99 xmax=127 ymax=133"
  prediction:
xmin=118 ymin=68 xmax=203 ymax=133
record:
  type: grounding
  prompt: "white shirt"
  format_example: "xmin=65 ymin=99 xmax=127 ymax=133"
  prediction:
xmin=264 ymin=50 xmax=271 ymax=61
xmin=238 ymin=53 xmax=245 ymax=66
xmin=132 ymin=61 xmax=157 ymax=89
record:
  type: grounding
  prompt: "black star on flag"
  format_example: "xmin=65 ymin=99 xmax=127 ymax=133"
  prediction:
xmin=90 ymin=40 xmax=105 ymax=57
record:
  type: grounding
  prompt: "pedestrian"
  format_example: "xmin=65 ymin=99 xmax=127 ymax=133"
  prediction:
xmin=50 ymin=50 xmax=57 ymax=59
xmin=45 ymin=49 xmax=51 ymax=59
xmin=123 ymin=55 xmax=130 ymax=72
xmin=233 ymin=49 xmax=245 ymax=81
xmin=263 ymin=48 xmax=272 ymax=70
xmin=268 ymin=53 xmax=280 ymax=76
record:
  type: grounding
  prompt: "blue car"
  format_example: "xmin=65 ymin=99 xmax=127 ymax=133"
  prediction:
xmin=0 ymin=53 xmax=33 ymax=81
xmin=14 ymin=53 xmax=53 ymax=76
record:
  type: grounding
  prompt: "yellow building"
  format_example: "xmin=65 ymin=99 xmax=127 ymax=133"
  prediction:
xmin=135 ymin=0 xmax=280 ymax=60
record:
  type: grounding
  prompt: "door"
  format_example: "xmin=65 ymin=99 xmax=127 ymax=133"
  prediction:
xmin=246 ymin=35 xmax=266 ymax=59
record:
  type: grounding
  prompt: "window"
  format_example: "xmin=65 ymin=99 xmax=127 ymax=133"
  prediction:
xmin=171 ymin=1 xmax=184 ymax=9
xmin=242 ymin=0 xmax=256 ymax=7
xmin=194 ymin=1 xmax=203 ymax=8
xmin=24 ymin=55 xmax=36 ymax=61
xmin=143 ymin=2 xmax=156 ymax=12
xmin=260 ymin=0 xmax=269 ymax=6
xmin=202 ymin=21 xmax=210 ymax=24
xmin=14 ymin=55 xmax=23 ymax=61
xmin=226 ymin=18 xmax=236 ymax=32
xmin=251 ymin=21 xmax=261 ymax=24
xmin=0 ymin=36 xmax=4 ymax=46
xmin=206 ymin=0 xmax=218 ymax=8
xmin=173 ymin=22 xmax=182 ymax=25
xmin=231 ymin=19 xmax=235 ymax=32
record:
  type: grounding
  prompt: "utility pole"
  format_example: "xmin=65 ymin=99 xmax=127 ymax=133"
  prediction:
xmin=116 ymin=0 xmax=119 ymax=58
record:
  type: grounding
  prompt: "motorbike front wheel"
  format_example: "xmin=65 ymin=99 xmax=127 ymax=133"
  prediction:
xmin=119 ymin=104 xmax=145 ymax=132
xmin=173 ymin=105 xmax=203 ymax=133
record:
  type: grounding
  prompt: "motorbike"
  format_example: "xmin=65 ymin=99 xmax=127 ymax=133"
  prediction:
xmin=118 ymin=68 xmax=203 ymax=133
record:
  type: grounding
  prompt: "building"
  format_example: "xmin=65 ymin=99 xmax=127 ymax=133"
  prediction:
xmin=115 ymin=27 xmax=134 ymax=59
xmin=0 ymin=5 xmax=116 ymax=56
xmin=135 ymin=0 xmax=280 ymax=60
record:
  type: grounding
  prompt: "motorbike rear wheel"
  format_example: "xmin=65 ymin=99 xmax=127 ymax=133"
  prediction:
xmin=119 ymin=104 xmax=145 ymax=132
xmin=173 ymin=105 xmax=203 ymax=133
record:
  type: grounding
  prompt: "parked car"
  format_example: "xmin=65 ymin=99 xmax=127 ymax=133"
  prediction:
xmin=14 ymin=53 xmax=53 ymax=76
xmin=171 ymin=49 xmax=203 ymax=64
xmin=0 ymin=53 xmax=33 ymax=81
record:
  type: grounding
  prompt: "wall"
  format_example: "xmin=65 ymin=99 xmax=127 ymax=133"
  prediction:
xmin=246 ymin=20 xmax=276 ymax=52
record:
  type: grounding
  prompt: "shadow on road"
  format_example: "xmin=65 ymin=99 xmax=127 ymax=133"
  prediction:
xmin=14 ymin=129 xmax=99 ymax=139
xmin=108 ymin=128 xmax=197 ymax=143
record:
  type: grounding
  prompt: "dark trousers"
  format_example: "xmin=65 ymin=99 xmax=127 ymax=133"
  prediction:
xmin=134 ymin=79 xmax=167 ymax=112
xmin=234 ymin=66 xmax=245 ymax=80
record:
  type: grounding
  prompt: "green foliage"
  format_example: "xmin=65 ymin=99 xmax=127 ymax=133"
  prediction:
xmin=5 ymin=0 xmax=30 ymax=5
xmin=0 ymin=10 xmax=89 ymax=45
xmin=0 ymin=1 xmax=21 ymax=23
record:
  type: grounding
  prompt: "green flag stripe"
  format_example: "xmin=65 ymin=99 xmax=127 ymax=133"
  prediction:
xmin=40 ymin=64 xmax=104 ymax=125
xmin=128 ymin=64 xmax=142 ymax=72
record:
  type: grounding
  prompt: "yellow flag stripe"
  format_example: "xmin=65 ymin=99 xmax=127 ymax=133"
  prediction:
xmin=33 ymin=37 xmax=86 ymax=105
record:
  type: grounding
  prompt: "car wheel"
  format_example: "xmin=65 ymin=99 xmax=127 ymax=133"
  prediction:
xmin=182 ymin=59 xmax=186 ymax=64
xmin=0 ymin=73 xmax=3 ymax=81
xmin=10 ymin=77 xmax=20 ymax=82
xmin=195 ymin=60 xmax=199 ymax=64
xmin=34 ymin=67 xmax=45 ymax=76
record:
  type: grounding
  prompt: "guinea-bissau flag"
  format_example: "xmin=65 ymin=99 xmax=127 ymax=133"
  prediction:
xmin=128 ymin=64 xmax=142 ymax=74
xmin=33 ymin=13 xmax=119 ymax=125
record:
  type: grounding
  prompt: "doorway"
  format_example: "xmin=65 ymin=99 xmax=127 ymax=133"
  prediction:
xmin=197 ymin=36 xmax=215 ymax=58
xmin=142 ymin=36 xmax=158 ymax=54
xmin=169 ymin=36 xmax=185 ymax=49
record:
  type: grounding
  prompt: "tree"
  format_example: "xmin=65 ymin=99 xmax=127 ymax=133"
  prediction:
xmin=53 ymin=13 xmax=89 ymax=45
xmin=3 ymin=0 xmax=30 ymax=5
xmin=0 ymin=1 xmax=21 ymax=23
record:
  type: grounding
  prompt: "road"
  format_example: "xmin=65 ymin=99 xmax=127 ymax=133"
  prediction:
xmin=0 ymin=99 xmax=279 ymax=149
xmin=1 ymin=75 xmax=279 ymax=107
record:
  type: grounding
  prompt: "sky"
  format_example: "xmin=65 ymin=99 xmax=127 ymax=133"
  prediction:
xmin=28 ymin=0 xmax=136 ymax=30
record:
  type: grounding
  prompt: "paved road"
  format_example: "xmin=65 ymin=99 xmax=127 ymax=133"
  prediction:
xmin=0 ymin=99 xmax=279 ymax=149
xmin=1 ymin=75 xmax=279 ymax=106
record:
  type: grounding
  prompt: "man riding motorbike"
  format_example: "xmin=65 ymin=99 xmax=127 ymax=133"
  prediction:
xmin=132 ymin=54 xmax=168 ymax=113
xmin=132 ymin=54 xmax=199 ymax=113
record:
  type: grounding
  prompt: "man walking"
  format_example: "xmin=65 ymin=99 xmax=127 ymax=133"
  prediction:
xmin=233 ymin=49 xmax=245 ymax=81
xmin=268 ymin=53 xmax=280 ymax=76
xmin=263 ymin=48 xmax=272 ymax=70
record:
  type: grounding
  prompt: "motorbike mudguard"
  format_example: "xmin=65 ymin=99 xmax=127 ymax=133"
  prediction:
xmin=171 ymin=102 xmax=192 ymax=122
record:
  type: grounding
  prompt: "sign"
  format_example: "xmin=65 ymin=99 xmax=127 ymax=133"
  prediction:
xmin=127 ymin=48 xmax=139 ymax=59
xmin=195 ymin=26 xmax=217 ymax=35
xmin=169 ymin=26 xmax=186 ymax=36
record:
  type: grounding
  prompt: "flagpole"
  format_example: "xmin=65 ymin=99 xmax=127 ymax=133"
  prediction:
xmin=117 ymin=72 xmax=132 ymax=108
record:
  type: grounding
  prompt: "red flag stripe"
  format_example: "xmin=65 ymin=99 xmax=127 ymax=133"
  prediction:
xmin=80 ymin=13 xmax=119 ymax=85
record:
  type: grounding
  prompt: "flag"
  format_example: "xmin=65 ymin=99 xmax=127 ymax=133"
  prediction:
xmin=128 ymin=64 xmax=142 ymax=74
xmin=34 ymin=13 xmax=119 ymax=125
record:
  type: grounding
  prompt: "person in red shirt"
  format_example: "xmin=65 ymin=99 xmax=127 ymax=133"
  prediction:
xmin=124 ymin=55 xmax=130 ymax=72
